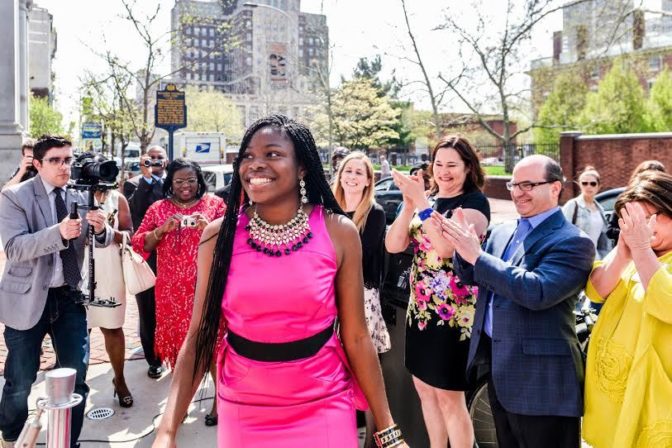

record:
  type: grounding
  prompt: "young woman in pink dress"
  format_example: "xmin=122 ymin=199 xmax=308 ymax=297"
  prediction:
xmin=153 ymin=115 xmax=407 ymax=448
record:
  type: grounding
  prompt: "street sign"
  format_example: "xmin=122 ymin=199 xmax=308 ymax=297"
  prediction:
xmin=81 ymin=122 xmax=102 ymax=139
xmin=155 ymin=84 xmax=187 ymax=131
xmin=155 ymin=83 xmax=187 ymax=160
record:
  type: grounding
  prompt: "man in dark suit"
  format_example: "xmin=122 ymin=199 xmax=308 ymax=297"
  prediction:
xmin=437 ymin=155 xmax=595 ymax=448
xmin=122 ymin=145 xmax=167 ymax=379
xmin=0 ymin=135 xmax=112 ymax=447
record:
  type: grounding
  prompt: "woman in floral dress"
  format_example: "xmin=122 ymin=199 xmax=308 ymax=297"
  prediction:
xmin=386 ymin=135 xmax=490 ymax=448
xmin=133 ymin=158 xmax=225 ymax=425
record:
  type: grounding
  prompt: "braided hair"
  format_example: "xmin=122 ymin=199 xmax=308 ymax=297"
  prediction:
xmin=193 ymin=114 xmax=345 ymax=374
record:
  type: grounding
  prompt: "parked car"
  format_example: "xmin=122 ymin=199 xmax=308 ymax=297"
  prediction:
xmin=595 ymin=187 xmax=625 ymax=221
xmin=201 ymin=164 xmax=234 ymax=192
xmin=374 ymin=176 xmax=402 ymax=223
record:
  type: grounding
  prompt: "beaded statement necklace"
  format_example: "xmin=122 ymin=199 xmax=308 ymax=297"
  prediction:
xmin=246 ymin=206 xmax=313 ymax=257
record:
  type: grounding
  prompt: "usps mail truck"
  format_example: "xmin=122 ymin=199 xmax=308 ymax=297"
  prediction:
xmin=176 ymin=132 xmax=226 ymax=165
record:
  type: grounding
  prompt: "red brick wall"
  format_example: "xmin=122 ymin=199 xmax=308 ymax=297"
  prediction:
xmin=559 ymin=132 xmax=672 ymax=203
xmin=483 ymin=176 xmax=512 ymax=200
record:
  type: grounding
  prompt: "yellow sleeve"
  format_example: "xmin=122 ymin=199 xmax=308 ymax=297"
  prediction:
xmin=644 ymin=262 xmax=672 ymax=324
xmin=585 ymin=260 xmax=608 ymax=304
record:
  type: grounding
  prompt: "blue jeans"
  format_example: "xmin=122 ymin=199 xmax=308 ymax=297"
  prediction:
xmin=0 ymin=287 xmax=89 ymax=447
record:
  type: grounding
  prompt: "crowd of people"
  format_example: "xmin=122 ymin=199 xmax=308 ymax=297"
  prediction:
xmin=0 ymin=118 xmax=669 ymax=448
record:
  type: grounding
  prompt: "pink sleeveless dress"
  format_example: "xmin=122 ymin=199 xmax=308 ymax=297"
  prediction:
xmin=217 ymin=206 xmax=359 ymax=447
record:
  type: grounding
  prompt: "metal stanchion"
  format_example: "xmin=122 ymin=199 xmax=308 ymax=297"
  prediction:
xmin=28 ymin=368 xmax=83 ymax=448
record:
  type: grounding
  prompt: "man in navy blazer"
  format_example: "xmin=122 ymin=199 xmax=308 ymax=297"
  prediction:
xmin=437 ymin=155 xmax=595 ymax=448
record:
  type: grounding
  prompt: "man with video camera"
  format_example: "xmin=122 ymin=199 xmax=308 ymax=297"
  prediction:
xmin=2 ymin=138 xmax=37 ymax=191
xmin=122 ymin=145 xmax=167 ymax=379
xmin=0 ymin=135 xmax=113 ymax=448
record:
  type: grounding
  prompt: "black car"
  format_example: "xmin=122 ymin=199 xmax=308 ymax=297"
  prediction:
xmin=595 ymin=187 xmax=625 ymax=220
xmin=374 ymin=176 xmax=402 ymax=223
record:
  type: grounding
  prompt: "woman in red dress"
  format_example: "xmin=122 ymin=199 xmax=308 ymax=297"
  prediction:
xmin=132 ymin=158 xmax=225 ymax=425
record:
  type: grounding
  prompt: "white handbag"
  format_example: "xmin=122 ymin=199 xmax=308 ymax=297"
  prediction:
xmin=121 ymin=233 xmax=156 ymax=295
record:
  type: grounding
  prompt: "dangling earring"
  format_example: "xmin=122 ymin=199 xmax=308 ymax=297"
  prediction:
xmin=299 ymin=178 xmax=308 ymax=204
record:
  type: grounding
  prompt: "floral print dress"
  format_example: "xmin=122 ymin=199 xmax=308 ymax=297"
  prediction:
xmin=404 ymin=192 xmax=490 ymax=390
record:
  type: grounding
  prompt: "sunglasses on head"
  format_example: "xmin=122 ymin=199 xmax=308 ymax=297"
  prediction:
xmin=581 ymin=181 xmax=598 ymax=187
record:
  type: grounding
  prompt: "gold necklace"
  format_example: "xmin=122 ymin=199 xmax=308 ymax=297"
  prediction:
xmin=171 ymin=198 xmax=199 ymax=209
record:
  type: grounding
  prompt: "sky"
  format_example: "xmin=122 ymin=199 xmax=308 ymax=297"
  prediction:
xmin=37 ymin=0 xmax=564 ymax=126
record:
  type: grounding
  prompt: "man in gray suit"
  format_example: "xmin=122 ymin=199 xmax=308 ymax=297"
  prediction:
xmin=436 ymin=155 xmax=595 ymax=448
xmin=0 ymin=135 xmax=112 ymax=448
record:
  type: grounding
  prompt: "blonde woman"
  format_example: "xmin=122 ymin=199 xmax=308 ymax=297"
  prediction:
xmin=332 ymin=151 xmax=390 ymax=447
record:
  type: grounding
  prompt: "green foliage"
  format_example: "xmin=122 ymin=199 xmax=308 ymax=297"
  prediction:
xmin=646 ymin=68 xmax=672 ymax=132
xmin=352 ymin=55 xmax=402 ymax=99
xmin=326 ymin=78 xmax=400 ymax=150
xmin=579 ymin=60 xmax=649 ymax=134
xmin=29 ymin=95 xmax=63 ymax=137
xmin=535 ymin=70 xmax=588 ymax=144
xmin=184 ymin=86 xmax=244 ymax=139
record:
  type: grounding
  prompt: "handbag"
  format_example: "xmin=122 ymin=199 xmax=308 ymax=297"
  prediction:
xmin=121 ymin=232 xmax=156 ymax=294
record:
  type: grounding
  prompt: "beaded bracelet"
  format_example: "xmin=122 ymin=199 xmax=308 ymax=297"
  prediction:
xmin=418 ymin=207 xmax=434 ymax=222
xmin=374 ymin=424 xmax=405 ymax=448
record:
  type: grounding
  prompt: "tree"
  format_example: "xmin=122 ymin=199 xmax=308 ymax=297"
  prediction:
xmin=579 ymin=60 xmax=648 ymax=134
xmin=646 ymin=69 xmax=672 ymax=132
xmin=399 ymin=0 xmax=446 ymax=141
xmin=352 ymin=55 xmax=402 ymax=99
xmin=328 ymin=78 xmax=399 ymax=151
xmin=436 ymin=0 xmax=587 ymax=171
xmin=29 ymin=95 xmax=63 ymax=137
xmin=534 ymin=70 xmax=588 ymax=144
xmin=184 ymin=86 xmax=243 ymax=138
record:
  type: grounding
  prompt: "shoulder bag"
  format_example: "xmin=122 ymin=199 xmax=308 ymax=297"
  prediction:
xmin=121 ymin=232 xmax=156 ymax=294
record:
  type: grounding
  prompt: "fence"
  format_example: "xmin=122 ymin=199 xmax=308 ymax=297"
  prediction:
xmin=478 ymin=142 xmax=560 ymax=163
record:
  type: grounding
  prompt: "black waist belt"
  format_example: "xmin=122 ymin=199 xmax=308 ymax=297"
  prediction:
xmin=227 ymin=322 xmax=335 ymax=362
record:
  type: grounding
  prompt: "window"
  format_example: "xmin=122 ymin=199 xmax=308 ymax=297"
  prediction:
xmin=217 ymin=63 xmax=222 ymax=71
xmin=195 ymin=27 xmax=200 ymax=36
xmin=649 ymin=56 xmax=662 ymax=71
xmin=246 ymin=56 xmax=252 ymax=66
xmin=185 ymin=27 xmax=191 ymax=35
xmin=186 ymin=73 xmax=192 ymax=80
xmin=209 ymin=28 xmax=214 ymax=37
xmin=375 ymin=178 xmax=393 ymax=192
xmin=210 ymin=62 xmax=215 ymax=70
xmin=209 ymin=74 xmax=214 ymax=82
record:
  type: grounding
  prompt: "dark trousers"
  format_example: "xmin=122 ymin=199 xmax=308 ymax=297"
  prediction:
xmin=0 ymin=287 xmax=89 ymax=447
xmin=135 ymin=286 xmax=161 ymax=368
xmin=479 ymin=336 xmax=581 ymax=448
xmin=135 ymin=251 xmax=161 ymax=368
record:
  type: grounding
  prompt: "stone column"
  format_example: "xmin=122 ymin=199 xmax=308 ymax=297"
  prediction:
xmin=559 ymin=131 xmax=582 ymax=204
xmin=0 ymin=0 xmax=26 ymax=182
xmin=19 ymin=0 xmax=31 ymax=130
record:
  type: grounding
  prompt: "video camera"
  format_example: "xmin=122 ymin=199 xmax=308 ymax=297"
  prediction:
xmin=70 ymin=153 xmax=119 ymax=188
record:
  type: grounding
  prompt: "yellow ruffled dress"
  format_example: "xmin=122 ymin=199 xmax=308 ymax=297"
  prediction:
xmin=583 ymin=252 xmax=672 ymax=448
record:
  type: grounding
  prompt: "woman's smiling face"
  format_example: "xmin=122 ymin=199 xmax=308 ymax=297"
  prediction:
xmin=239 ymin=127 xmax=304 ymax=206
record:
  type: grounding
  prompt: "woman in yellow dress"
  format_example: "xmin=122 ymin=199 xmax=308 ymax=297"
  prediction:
xmin=583 ymin=171 xmax=672 ymax=448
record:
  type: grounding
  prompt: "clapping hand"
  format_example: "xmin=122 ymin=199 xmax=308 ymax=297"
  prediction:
xmin=430 ymin=207 xmax=482 ymax=264
xmin=619 ymin=202 xmax=656 ymax=254
xmin=391 ymin=169 xmax=428 ymax=211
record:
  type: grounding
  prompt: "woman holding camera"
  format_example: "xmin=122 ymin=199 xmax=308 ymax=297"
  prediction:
xmin=132 ymin=158 xmax=225 ymax=424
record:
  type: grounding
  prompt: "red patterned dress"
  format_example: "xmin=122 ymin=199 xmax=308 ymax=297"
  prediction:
xmin=132 ymin=194 xmax=226 ymax=367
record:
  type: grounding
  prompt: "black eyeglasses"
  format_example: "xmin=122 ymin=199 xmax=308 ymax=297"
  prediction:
xmin=581 ymin=181 xmax=598 ymax=187
xmin=41 ymin=157 xmax=73 ymax=166
xmin=505 ymin=180 xmax=553 ymax=192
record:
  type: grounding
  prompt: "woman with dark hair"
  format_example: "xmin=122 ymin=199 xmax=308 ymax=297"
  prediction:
xmin=332 ymin=151 xmax=390 ymax=448
xmin=582 ymin=171 xmax=672 ymax=448
xmin=562 ymin=166 xmax=611 ymax=258
xmin=132 ymin=158 xmax=225 ymax=424
xmin=153 ymin=115 xmax=405 ymax=448
xmin=385 ymin=135 xmax=490 ymax=448
xmin=606 ymin=160 xmax=666 ymax=244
